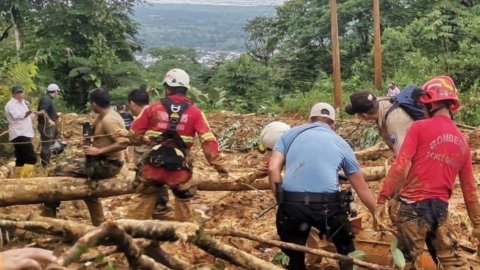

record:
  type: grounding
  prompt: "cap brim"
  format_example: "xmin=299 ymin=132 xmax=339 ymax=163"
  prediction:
xmin=344 ymin=104 xmax=356 ymax=115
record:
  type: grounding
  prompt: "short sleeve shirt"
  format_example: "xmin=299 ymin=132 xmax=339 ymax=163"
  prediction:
xmin=273 ymin=122 xmax=360 ymax=193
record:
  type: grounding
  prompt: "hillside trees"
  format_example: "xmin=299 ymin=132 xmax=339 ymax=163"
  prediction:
xmin=0 ymin=0 xmax=145 ymax=111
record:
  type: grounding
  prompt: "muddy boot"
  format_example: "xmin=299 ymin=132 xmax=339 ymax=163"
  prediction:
xmin=152 ymin=204 xmax=174 ymax=220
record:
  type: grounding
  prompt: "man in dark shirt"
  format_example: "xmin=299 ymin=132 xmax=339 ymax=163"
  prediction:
xmin=37 ymin=83 xmax=60 ymax=167
xmin=117 ymin=104 xmax=134 ymax=130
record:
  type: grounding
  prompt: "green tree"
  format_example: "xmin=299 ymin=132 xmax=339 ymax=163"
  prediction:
xmin=209 ymin=54 xmax=275 ymax=112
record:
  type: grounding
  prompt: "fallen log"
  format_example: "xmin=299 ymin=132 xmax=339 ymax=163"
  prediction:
xmin=0 ymin=167 xmax=388 ymax=206
xmin=0 ymin=171 xmax=136 ymax=207
xmin=354 ymin=142 xmax=390 ymax=160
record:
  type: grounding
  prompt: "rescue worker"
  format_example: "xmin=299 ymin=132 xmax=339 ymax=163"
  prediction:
xmin=125 ymin=88 xmax=172 ymax=217
xmin=123 ymin=68 xmax=229 ymax=222
xmin=237 ymin=121 xmax=291 ymax=184
xmin=37 ymin=83 xmax=60 ymax=167
xmin=5 ymin=85 xmax=38 ymax=178
xmin=374 ymin=76 xmax=480 ymax=270
xmin=239 ymin=121 xmax=325 ymax=265
xmin=268 ymin=102 xmax=377 ymax=270
xmin=344 ymin=90 xmax=414 ymax=155
xmin=41 ymin=88 xmax=129 ymax=226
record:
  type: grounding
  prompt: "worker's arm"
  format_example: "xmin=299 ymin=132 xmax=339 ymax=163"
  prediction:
xmin=378 ymin=122 xmax=420 ymax=204
xmin=127 ymin=106 xmax=152 ymax=146
xmin=37 ymin=97 xmax=54 ymax=122
xmin=458 ymin=148 xmax=480 ymax=228
xmin=268 ymin=150 xmax=285 ymax=194
xmin=194 ymin=110 xmax=228 ymax=176
xmin=341 ymin=144 xmax=376 ymax=214
xmin=6 ymin=103 xmax=30 ymax=120
xmin=268 ymin=135 xmax=287 ymax=194
xmin=239 ymin=156 xmax=269 ymax=183
xmin=83 ymin=118 xmax=128 ymax=156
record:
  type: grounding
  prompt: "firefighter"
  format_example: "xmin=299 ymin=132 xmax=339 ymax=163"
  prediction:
xmin=123 ymin=68 xmax=229 ymax=222
xmin=375 ymin=76 xmax=480 ymax=269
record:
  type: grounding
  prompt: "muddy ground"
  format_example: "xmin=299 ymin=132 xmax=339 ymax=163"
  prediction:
xmin=1 ymin=111 xmax=480 ymax=269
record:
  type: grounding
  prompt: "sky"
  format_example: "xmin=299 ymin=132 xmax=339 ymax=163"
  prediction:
xmin=146 ymin=0 xmax=286 ymax=6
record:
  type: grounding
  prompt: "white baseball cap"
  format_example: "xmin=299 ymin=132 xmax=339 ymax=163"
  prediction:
xmin=309 ymin=102 xmax=335 ymax=122
xmin=47 ymin=83 xmax=60 ymax=92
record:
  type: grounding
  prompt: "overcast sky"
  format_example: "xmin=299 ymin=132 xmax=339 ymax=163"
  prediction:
xmin=146 ymin=0 xmax=286 ymax=6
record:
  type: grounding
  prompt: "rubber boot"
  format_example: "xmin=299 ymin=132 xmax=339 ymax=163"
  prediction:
xmin=14 ymin=166 xmax=23 ymax=178
xmin=21 ymin=164 xmax=36 ymax=178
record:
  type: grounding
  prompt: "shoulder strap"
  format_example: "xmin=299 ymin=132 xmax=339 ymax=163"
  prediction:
xmin=285 ymin=125 xmax=319 ymax=156
xmin=382 ymin=102 xmax=399 ymax=130
xmin=158 ymin=98 xmax=191 ymax=151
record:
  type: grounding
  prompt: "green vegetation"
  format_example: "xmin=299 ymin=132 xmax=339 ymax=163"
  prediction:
xmin=2 ymin=0 xmax=480 ymax=128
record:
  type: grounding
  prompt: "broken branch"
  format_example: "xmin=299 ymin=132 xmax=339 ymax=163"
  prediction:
xmin=207 ymin=229 xmax=394 ymax=270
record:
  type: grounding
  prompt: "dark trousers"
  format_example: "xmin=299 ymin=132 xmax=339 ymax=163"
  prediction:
xmin=276 ymin=201 xmax=355 ymax=270
xmin=11 ymin=136 xmax=37 ymax=166
xmin=38 ymin=124 xmax=56 ymax=166
xmin=157 ymin=184 xmax=169 ymax=205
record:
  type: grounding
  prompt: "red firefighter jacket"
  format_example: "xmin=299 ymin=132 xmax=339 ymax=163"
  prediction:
xmin=131 ymin=95 xmax=222 ymax=187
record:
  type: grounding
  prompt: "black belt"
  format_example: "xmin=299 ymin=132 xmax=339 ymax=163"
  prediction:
xmin=283 ymin=191 xmax=340 ymax=204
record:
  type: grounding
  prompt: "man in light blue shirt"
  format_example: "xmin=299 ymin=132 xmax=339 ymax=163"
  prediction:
xmin=268 ymin=102 xmax=377 ymax=270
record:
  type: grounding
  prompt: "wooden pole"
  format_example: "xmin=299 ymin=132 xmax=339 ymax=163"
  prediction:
xmin=330 ymin=0 xmax=342 ymax=109
xmin=373 ymin=0 xmax=383 ymax=90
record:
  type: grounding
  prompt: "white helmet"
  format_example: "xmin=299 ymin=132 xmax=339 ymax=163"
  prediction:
xmin=162 ymin=68 xmax=190 ymax=89
xmin=259 ymin=121 xmax=291 ymax=151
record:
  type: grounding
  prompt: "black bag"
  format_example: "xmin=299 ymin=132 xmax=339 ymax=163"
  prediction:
xmin=147 ymin=98 xmax=192 ymax=171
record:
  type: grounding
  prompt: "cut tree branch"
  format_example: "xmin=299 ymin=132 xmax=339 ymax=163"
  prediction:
xmin=207 ymin=229 xmax=394 ymax=270
xmin=45 ymin=221 xmax=165 ymax=270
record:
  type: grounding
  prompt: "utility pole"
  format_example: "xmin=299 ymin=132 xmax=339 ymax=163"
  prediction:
xmin=373 ymin=0 xmax=382 ymax=90
xmin=330 ymin=0 xmax=342 ymax=109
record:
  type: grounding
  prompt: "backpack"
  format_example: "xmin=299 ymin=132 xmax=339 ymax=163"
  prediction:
xmin=382 ymin=85 xmax=425 ymax=128
xmin=147 ymin=98 xmax=192 ymax=171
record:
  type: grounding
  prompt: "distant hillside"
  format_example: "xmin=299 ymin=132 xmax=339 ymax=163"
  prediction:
xmin=133 ymin=3 xmax=276 ymax=51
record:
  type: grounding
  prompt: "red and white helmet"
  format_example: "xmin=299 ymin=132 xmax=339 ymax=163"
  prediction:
xmin=420 ymin=75 xmax=460 ymax=112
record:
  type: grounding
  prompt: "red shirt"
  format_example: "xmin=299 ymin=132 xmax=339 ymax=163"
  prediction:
xmin=131 ymin=95 xmax=221 ymax=187
xmin=379 ymin=115 xmax=477 ymax=204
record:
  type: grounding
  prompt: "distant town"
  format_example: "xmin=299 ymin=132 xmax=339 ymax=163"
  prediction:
xmin=135 ymin=49 xmax=242 ymax=67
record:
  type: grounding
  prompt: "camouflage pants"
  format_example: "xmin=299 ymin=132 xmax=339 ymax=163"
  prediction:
xmin=44 ymin=157 xmax=123 ymax=226
xmin=389 ymin=198 xmax=468 ymax=270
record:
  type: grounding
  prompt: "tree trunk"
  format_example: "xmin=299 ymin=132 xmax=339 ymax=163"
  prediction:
xmin=0 ymin=171 xmax=137 ymax=207
xmin=0 ymin=166 xmax=390 ymax=207
xmin=10 ymin=5 xmax=21 ymax=51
